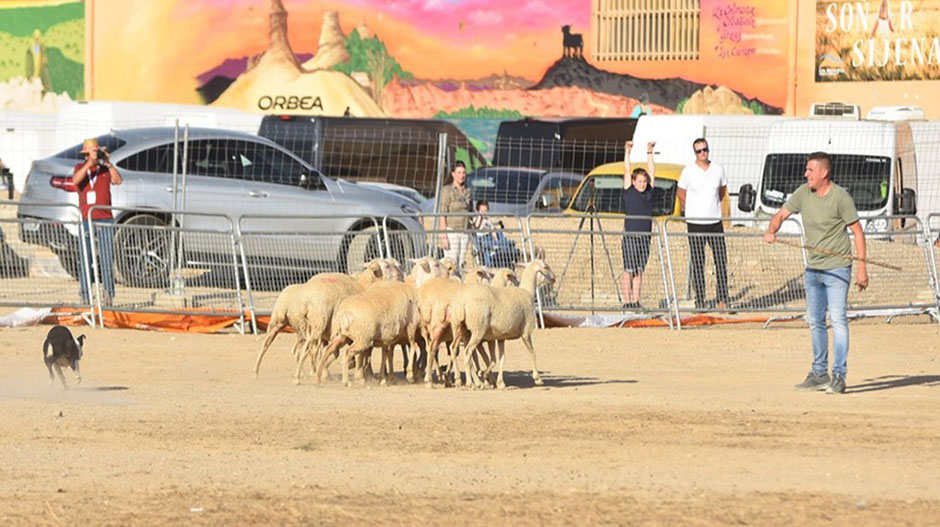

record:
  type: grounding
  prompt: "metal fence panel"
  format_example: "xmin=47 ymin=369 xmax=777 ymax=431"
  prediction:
xmin=663 ymin=217 xmax=808 ymax=321
xmin=237 ymin=215 xmax=384 ymax=332
xmin=391 ymin=212 xmax=526 ymax=274
xmin=526 ymin=213 xmax=672 ymax=318
xmin=845 ymin=216 xmax=936 ymax=313
xmin=88 ymin=206 xmax=246 ymax=329
xmin=0 ymin=201 xmax=93 ymax=317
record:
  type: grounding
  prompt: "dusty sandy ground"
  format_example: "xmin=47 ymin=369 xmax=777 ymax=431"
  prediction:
xmin=1 ymin=321 xmax=938 ymax=526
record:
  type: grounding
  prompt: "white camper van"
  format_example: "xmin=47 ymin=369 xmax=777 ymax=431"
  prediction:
xmin=629 ymin=114 xmax=787 ymax=197
xmin=51 ymin=100 xmax=262 ymax=154
xmin=738 ymin=118 xmax=918 ymax=234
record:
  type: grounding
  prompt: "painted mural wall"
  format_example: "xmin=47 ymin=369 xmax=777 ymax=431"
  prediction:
xmin=0 ymin=0 xmax=84 ymax=112
xmin=2 ymin=1 xmax=937 ymax=118
xmin=79 ymin=0 xmax=789 ymax=119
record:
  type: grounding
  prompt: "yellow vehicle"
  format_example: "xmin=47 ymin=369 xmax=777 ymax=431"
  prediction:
xmin=563 ymin=161 xmax=730 ymax=219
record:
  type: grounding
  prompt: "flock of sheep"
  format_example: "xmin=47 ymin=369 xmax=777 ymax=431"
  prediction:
xmin=253 ymin=254 xmax=556 ymax=389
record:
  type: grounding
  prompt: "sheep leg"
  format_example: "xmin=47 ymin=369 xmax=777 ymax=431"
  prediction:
xmin=294 ymin=336 xmax=321 ymax=385
xmin=316 ymin=335 xmax=348 ymax=384
xmin=253 ymin=322 xmax=287 ymax=377
xmin=496 ymin=339 xmax=508 ymax=390
xmin=482 ymin=340 xmax=498 ymax=387
xmin=520 ymin=333 xmax=544 ymax=386
xmin=380 ymin=346 xmax=394 ymax=386
xmin=424 ymin=334 xmax=445 ymax=386
xmin=461 ymin=332 xmax=485 ymax=389
xmin=450 ymin=323 xmax=470 ymax=387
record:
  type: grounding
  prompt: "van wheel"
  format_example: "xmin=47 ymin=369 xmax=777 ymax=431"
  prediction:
xmin=114 ymin=214 xmax=171 ymax=287
xmin=344 ymin=226 xmax=382 ymax=274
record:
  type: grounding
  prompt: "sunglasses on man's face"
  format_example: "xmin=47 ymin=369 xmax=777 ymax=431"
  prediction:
xmin=695 ymin=147 xmax=709 ymax=154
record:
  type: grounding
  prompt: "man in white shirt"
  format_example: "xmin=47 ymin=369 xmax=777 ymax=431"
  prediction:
xmin=677 ymin=138 xmax=729 ymax=310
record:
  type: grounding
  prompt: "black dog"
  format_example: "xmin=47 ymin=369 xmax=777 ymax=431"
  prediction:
xmin=43 ymin=325 xmax=85 ymax=389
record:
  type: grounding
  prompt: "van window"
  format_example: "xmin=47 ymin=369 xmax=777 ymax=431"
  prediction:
xmin=760 ymin=154 xmax=890 ymax=211
xmin=468 ymin=169 xmax=545 ymax=205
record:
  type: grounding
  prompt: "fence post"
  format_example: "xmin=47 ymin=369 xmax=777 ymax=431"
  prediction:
xmin=430 ymin=133 xmax=448 ymax=256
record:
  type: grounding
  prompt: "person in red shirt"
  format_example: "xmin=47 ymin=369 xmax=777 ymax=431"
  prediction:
xmin=72 ymin=137 xmax=122 ymax=304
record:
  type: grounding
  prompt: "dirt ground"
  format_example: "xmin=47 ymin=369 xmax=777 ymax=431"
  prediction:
xmin=1 ymin=321 xmax=938 ymax=526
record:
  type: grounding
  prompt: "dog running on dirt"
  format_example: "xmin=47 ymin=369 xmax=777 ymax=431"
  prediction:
xmin=43 ymin=325 xmax=85 ymax=389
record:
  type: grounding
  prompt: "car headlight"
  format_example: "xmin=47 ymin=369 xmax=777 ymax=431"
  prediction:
xmin=400 ymin=203 xmax=419 ymax=216
xmin=865 ymin=217 xmax=888 ymax=233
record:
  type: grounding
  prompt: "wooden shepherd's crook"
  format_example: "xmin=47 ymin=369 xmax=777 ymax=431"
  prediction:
xmin=775 ymin=238 xmax=903 ymax=272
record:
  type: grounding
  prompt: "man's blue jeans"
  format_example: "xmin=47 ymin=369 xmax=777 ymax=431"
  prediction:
xmin=804 ymin=266 xmax=851 ymax=378
xmin=78 ymin=219 xmax=115 ymax=303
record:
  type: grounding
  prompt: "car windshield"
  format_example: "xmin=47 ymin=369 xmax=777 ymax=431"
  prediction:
xmin=760 ymin=153 xmax=891 ymax=211
xmin=568 ymin=175 xmax=678 ymax=216
xmin=468 ymin=169 xmax=545 ymax=205
xmin=55 ymin=134 xmax=127 ymax=160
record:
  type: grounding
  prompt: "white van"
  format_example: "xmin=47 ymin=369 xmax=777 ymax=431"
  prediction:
xmin=51 ymin=100 xmax=262 ymax=154
xmin=628 ymin=114 xmax=787 ymax=197
xmin=738 ymin=118 xmax=918 ymax=234
xmin=2 ymin=101 xmax=263 ymax=193
xmin=0 ymin=111 xmax=56 ymax=192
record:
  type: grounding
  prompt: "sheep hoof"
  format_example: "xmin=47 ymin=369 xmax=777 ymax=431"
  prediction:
xmin=497 ymin=381 xmax=507 ymax=390
xmin=533 ymin=377 xmax=544 ymax=386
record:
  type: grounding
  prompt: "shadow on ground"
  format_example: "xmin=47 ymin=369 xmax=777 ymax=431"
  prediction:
xmin=847 ymin=374 xmax=940 ymax=394
xmin=503 ymin=371 xmax=637 ymax=389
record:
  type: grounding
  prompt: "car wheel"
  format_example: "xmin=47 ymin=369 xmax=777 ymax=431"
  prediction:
xmin=344 ymin=226 xmax=383 ymax=274
xmin=113 ymin=214 xmax=171 ymax=287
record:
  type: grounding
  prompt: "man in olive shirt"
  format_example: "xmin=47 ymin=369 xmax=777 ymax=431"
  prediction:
xmin=437 ymin=161 xmax=472 ymax=270
xmin=764 ymin=152 xmax=868 ymax=395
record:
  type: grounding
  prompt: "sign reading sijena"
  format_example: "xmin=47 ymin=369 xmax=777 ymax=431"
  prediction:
xmin=815 ymin=0 xmax=940 ymax=82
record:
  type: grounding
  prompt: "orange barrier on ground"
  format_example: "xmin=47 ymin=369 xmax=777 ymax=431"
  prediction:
xmin=47 ymin=307 xmax=249 ymax=333
xmin=543 ymin=312 xmax=787 ymax=328
xmin=41 ymin=308 xmax=791 ymax=333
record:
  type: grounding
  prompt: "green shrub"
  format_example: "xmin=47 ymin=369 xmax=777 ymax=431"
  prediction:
xmin=433 ymin=106 xmax=523 ymax=119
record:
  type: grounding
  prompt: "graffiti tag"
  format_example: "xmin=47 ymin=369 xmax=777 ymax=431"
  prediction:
xmin=713 ymin=3 xmax=757 ymax=58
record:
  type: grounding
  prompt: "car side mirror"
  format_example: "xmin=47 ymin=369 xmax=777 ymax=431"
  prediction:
xmin=898 ymin=187 xmax=916 ymax=216
xmin=559 ymin=195 xmax=571 ymax=209
xmin=737 ymin=183 xmax=756 ymax=213
xmin=537 ymin=194 xmax=552 ymax=209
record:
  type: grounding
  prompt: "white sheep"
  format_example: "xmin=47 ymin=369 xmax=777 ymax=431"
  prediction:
xmin=292 ymin=258 xmax=404 ymax=383
xmin=416 ymin=266 xmax=493 ymax=386
xmin=449 ymin=259 xmax=555 ymax=389
xmin=253 ymin=259 xmax=389 ymax=381
xmin=316 ymin=257 xmax=440 ymax=386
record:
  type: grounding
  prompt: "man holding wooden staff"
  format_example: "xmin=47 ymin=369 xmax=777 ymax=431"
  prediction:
xmin=763 ymin=152 xmax=868 ymax=395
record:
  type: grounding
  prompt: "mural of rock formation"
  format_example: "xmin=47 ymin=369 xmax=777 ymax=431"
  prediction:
xmin=681 ymin=86 xmax=754 ymax=115
xmin=211 ymin=0 xmax=384 ymax=117
xmin=301 ymin=11 xmax=349 ymax=71
xmin=383 ymin=81 xmax=667 ymax=118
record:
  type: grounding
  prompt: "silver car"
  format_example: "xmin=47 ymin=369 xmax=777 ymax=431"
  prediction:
xmin=17 ymin=127 xmax=423 ymax=286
